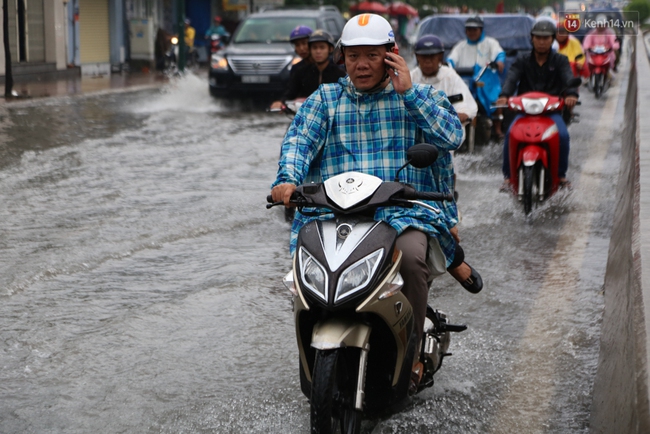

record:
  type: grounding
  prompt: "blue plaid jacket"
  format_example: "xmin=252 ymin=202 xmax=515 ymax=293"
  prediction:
xmin=272 ymin=77 xmax=463 ymax=267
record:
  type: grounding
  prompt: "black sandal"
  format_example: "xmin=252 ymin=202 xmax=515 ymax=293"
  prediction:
xmin=559 ymin=180 xmax=573 ymax=190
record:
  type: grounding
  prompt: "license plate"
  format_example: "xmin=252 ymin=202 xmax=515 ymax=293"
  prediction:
xmin=241 ymin=75 xmax=270 ymax=83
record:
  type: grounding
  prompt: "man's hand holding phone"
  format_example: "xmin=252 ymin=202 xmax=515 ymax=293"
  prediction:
xmin=384 ymin=50 xmax=411 ymax=95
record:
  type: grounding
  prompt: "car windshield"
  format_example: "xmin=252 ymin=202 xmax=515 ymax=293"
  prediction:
xmin=233 ymin=17 xmax=319 ymax=43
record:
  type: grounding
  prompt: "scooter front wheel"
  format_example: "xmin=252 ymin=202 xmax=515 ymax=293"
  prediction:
xmin=311 ymin=349 xmax=362 ymax=434
xmin=594 ymin=73 xmax=603 ymax=99
xmin=523 ymin=165 xmax=534 ymax=215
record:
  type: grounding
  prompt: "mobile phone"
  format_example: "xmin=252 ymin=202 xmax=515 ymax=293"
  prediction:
xmin=385 ymin=56 xmax=394 ymax=71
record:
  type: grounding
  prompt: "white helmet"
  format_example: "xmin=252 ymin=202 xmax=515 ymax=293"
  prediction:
xmin=339 ymin=14 xmax=395 ymax=47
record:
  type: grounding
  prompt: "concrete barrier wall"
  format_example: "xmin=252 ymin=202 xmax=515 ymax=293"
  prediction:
xmin=589 ymin=34 xmax=650 ymax=433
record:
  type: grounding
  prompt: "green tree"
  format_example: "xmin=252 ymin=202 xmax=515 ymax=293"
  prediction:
xmin=625 ymin=0 xmax=650 ymax=28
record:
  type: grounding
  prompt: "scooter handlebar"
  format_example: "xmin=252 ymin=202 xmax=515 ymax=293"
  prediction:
xmin=405 ymin=191 xmax=454 ymax=202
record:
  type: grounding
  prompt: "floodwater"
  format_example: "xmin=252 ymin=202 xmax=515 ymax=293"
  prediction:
xmin=0 ymin=68 xmax=625 ymax=433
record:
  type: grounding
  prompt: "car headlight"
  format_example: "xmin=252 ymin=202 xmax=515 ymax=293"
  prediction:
xmin=211 ymin=55 xmax=228 ymax=70
xmin=541 ymin=123 xmax=558 ymax=141
xmin=299 ymin=247 xmax=328 ymax=301
xmin=288 ymin=56 xmax=302 ymax=70
xmin=335 ymin=249 xmax=383 ymax=303
xmin=521 ymin=97 xmax=548 ymax=115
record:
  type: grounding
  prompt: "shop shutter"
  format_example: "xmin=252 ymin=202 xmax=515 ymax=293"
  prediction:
xmin=27 ymin=0 xmax=45 ymax=62
xmin=79 ymin=0 xmax=109 ymax=63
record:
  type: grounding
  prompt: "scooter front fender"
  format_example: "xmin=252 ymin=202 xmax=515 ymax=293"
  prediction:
xmin=311 ymin=318 xmax=371 ymax=350
xmin=521 ymin=145 xmax=547 ymax=167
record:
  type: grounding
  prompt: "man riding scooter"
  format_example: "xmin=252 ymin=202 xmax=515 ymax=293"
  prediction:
xmin=411 ymin=34 xmax=478 ymax=138
xmin=269 ymin=25 xmax=313 ymax=111
xmin=205 ymin=16 xmax=230 ymax=54
xmin=496 ymin=20 xmax=579 ymax=191
xmin=447 ymin=15 xmax=506 ymax=139
xmin=582 ymin=17 xmax=620 ymax=74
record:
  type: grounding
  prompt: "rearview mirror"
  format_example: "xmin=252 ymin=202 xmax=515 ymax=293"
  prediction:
xmin=575 ymin=53 xmax=584 ymax=61
xmin=407 ymin=143 xmax=439 ymax=168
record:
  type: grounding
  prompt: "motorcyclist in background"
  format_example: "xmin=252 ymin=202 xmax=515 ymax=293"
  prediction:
xmin=554 ymin=22 xmax=588 ymax=79
xmin=582 ymin=17 xmax=620 ymax=74
xmin=495 ymin=20 xmax=579 ymax=190
xmin=183 ymin=18 xmax=195 ymax=50
xmin=411 ymin=34 xmax=478 ymax=138
xmin=447 ymin=15 xmax=506 ymax=138
xmin=279 ymin=30 xmax=346 ymax=106
xmin=204 ymin=16 xmax=229 ymax=50
xmin=410 ymin=33 xmax=478 ymax=237
xmin=269 ymin=25 xmax=313 ymax=110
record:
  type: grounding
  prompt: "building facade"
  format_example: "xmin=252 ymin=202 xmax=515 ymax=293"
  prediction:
xmin=0 ymin=0 xmax=226 ymax=79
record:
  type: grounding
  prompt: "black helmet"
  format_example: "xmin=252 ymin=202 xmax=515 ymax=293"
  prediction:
xmin=531 ymin=20 xmax=557 ymax=37
xmin=414 ymin=35 xmax=444 ymax=55
xmin=308 ymin=29 xmax=335 ymax=47
xmin=465 ymin=15 xmax=484 ymax=28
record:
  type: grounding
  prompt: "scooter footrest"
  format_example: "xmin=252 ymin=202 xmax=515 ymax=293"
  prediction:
xmin=443 ymin=323 xmax=467 ymax=333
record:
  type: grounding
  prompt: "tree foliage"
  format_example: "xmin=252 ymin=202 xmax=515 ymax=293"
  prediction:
xmin=625 ymin=0 xmax=650 ymax=27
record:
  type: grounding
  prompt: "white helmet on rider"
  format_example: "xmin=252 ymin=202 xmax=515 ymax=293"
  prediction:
xmin=339 ymin=14 xmax=395 ymax=48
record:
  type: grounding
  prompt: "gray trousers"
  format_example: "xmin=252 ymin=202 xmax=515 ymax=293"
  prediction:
xmin=395 ymin=229 xmax=431 ymax=344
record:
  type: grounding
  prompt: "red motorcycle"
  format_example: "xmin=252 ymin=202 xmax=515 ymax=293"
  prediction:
xmin=209 ymin=32 xmax=230 ymax=55
xmin=501 ymin=81 xmax=580 ymax=214
xmin=568 ymin=53 xmax=589 ymax=79
xmin=586 ymin=45 xmax=612 ymax=99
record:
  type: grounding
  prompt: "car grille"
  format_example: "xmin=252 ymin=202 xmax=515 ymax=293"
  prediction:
xmin=229 ymin=56 xmax=292 ymax=75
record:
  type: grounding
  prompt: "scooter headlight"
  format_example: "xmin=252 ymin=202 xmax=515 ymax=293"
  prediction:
xmin=335 ymin=249 xmax=383 ymax=303
xmin=521 ymin=97 xmax=548 ymax=115
xmin=299 ymin=247 xmax=328 ymax=301
xmin=541 ymin=123 xmax=559 ymax=141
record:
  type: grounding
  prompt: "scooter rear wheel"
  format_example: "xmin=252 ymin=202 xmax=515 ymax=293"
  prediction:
xmin=311 ymin=349 xmax=362 ymax=434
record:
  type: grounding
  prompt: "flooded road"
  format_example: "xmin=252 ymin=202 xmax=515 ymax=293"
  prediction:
xmin=0 ymin=67 xmax=625 ymax=433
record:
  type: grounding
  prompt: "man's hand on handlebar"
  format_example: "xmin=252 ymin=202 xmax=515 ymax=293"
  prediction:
xmin=271 ymin=183 xmax=297 ymax=207
xmin=496 ymin=61 xmax=505 ymax=74
xmin=565 ymin=96 xmax=578 ymax=109
xmin=495 ymin=96 xmax=508 ymax=107
xmin=458 ymin=113 xmax=469 ymax=123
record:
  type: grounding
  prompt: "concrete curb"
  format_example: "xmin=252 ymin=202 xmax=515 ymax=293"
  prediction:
xmin=589 ymin=34 xmax=650 ymax=433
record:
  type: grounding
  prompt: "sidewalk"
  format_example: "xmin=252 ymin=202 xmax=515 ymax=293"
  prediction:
xmin=0 ymin=68 xmax=176 ymax=103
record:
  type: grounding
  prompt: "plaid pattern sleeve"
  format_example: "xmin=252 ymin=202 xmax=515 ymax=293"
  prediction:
xmin=271 ymin=79 xmax=463 ymax=266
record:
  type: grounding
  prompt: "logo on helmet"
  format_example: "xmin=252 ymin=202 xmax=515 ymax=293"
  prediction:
xmin=358 ymin=14 xmax=371 ymax=26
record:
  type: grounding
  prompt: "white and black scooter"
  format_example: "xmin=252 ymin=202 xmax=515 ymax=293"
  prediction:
xmin=267 ymin=144 xmax=467 ymax=433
